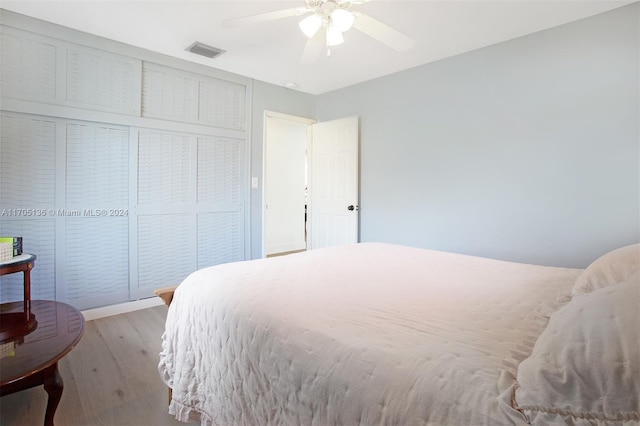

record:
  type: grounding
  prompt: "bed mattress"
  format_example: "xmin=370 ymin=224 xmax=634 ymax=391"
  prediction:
xmin=159 ymin=243 xmax=582 ymax=425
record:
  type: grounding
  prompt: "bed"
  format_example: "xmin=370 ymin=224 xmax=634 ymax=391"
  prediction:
xmin=158 ymin=242 xmax=639 ymax=425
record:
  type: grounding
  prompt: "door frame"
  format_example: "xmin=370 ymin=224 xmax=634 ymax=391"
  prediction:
xmin=262 ymin=110 xmax=316 ymax=258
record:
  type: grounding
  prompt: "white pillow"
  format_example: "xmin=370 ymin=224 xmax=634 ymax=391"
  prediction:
xmin=573 ymin=243 xmax=640 ymax=295
xmin=514 ymin=277 xmax=639 ymax=424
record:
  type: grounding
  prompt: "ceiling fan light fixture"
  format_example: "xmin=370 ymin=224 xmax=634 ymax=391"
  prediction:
xmin=299 ymin=13 xmax=323 ymax=38
xmin=330 ymin=8 xmax=354 ymax=32
xmin=326 ymin=24 xmax=344 ymax=46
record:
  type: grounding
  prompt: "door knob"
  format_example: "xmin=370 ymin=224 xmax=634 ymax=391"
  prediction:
xmin=347 ymin=205 xmax=358 ymax=211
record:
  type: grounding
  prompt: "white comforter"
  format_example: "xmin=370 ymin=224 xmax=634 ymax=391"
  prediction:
xmin=159 ymin=243 xmax=582 ymax=425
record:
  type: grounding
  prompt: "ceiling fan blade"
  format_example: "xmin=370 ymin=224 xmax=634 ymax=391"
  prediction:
xmin=352 ymin=13 xmax=415 ymax=52
xmin=222 ymin=7 xmax=309 ymax=27
xmin=301 ymin=32 xmax=325 ymax=64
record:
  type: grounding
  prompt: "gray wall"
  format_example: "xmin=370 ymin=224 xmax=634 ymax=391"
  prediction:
xmin=314 ymin=4 xmax=639 ymax=268
xmin=250 ymin=80 xmax=316 ymax=258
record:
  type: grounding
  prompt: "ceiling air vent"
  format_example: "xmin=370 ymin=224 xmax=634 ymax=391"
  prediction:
xmin=185 ymin=41 xmax=226 ymax=59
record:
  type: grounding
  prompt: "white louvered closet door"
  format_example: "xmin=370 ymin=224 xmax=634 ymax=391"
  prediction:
xmin=0 ymin=115 xmax=57 ymax=302
xmin=133 ymin=62 xmax=248 ymax=299
xmin=198 ymin=79 xmax=246 ymax=130
xmin=0 ymin=115 xmax=131 ymax=309
xmin=142 ymin=63 xmax=199 ymax=123
xmin=64 ymin=123 xmax=130 ymax=309
xmin=65 ymin=47 xmax=140 ymax=114
xmin=197 ymin=137 xmax=245 ymax=268
xmin=142 ymin=62 xmax=246 ymax=130
xmin=0 ymin=32 xmax=56 ymax=104
xmin=0 ymin=21 xmax=250 ymax=309
xmin=135 ymin=131 xmax=195 ymax=296
xmin=133 ymin=130 xmax=246 ymax=299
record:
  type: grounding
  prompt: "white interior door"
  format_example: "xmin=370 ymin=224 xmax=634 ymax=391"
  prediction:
xmin=308 ymin=116 xmax=359 ymax=249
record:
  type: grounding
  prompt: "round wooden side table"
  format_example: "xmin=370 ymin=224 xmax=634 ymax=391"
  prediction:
xmin=0 ymin=300 xmax=85 ymax=426
xmin=0 ymin=254 xmax=37 ymax=341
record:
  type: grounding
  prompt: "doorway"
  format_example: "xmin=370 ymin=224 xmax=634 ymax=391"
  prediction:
xmin=263 ymin=112 xmax=360 ymax=258
xmin=264 ymin=111 xmax=315 ymax=257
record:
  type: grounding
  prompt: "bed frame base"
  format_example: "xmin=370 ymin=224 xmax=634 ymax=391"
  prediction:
xmin=154 ymin=286 xmax=177 ymax=307
xmin=154 ymin=285 xmax=177 ymax=407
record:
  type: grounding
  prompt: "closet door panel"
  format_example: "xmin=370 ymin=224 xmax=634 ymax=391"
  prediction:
xmin=0 ymin=31 xmax=57 ymax=104
xmin=198 ymin=79 xmax=246 ymax=130
xmin=197 ymin=212 xmax=243 ymax=269
xmin=66 ymin=123 xmax=129 ymax=207
xmin=135 ymin=129 xmax=195 ymax=295
xmin=197 ymin=137 xmax=242 ymax=206
xmin=137 ymin=131 xmax=192 ymax=206
xmin=0 ymin=115 xmax=57 ymax=303
xmin=141 ymin=63 xmax=199 ymax=123
xmin=65 ymin=217 xmax=129 ymax=309
xmin=142 ymin=62 xmax=246 ymax=130
xmin=63 ymin=122 xmax=130 ymax=308
xmin=65 ymin=46 xmax=140 ymax=115
xmin=196 ymin=136 xmax=245 ymax=268
xmin=137 ymin=214 xmax=193 ymax=290
xmin=0 ymin=115 xmax=57 ymax=208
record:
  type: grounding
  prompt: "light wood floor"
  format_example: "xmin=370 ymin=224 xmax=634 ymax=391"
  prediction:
xmin=0 ymin=305 xmax=189 ymax=425
xmin=267 ymin=249 xmax=306 ymax=258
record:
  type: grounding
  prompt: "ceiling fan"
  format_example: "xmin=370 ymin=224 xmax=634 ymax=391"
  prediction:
xmin=222 ymin=0 xmax=415 ymax=63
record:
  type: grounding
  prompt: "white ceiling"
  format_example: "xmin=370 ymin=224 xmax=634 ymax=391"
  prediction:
xmin=1 ymin=0 xmax=635 ymax=94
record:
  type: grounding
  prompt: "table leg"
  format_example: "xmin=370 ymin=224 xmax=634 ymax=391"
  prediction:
xmin=23 ymin=268 xmax=32 ymax=321
xmin=43 ymin=363 xmax=63 ymax=426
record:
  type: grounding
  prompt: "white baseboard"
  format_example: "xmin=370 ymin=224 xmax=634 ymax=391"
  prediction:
xmin=81 ymin=297 xmax=164 ymax=322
